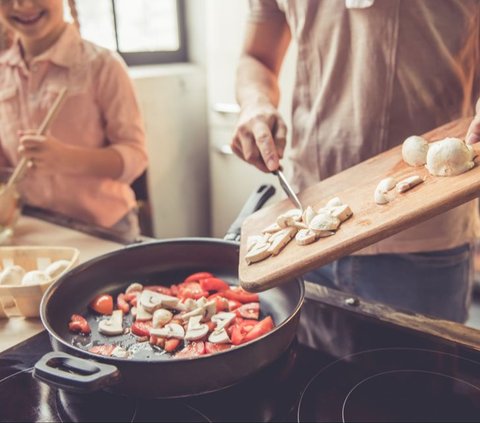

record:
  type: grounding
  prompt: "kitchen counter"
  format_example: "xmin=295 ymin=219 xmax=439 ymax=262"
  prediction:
xmin=0 ymin=212 xmax=132 ymax=352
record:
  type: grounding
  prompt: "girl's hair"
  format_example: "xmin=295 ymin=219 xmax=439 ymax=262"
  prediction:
xmin=67 ymin=0 xmax=80 ymax=30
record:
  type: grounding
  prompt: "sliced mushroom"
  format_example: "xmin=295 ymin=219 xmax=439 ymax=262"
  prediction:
xmin=374 ymin=188 xmax=389 ymax=205
xmin=135 ymin=304 xmax=153 ymax=321
xmin=139 ymin=290 xmax=163 ymax=312
xmin=327 ymin=204 xmax=353 ymax=222
xmin=301 ymin=206 xmax=316 ymax=226
xmin=247 ymin=235 xmax=268 ymax=252
xmin=157 ymin=293 xmax=180 ymax=309
xmin=184 ymin=315 xmax=209 ymax=341
xmin=150 ymin=322 xmax=185 ymax=339
xmin=125 ymin=282 xmax=143 ymax=294
xmin=262 ymin=222 xmax=282 ymax=234
xmin=396 ymin=175 xmax=424 ymax=193
xmin=292 ymin=221 xmax=308 ymax=230
xmin=325 ymin=197 xmax=343 ymax=208
xmin=245 ymin=242 xmax=271 ymax=264
xmin=315 ymin=230 xmax=335 ymax=239
xmin=208 ymin=328 xmax=231 ymax=344
xmin=152 ymin=308 xmax=173 ymax=328
xmin=309 ymin=213 xmax=340 ymax=232
xmin=98 ymin=310 xmax=124 ymax=336
xmin=111 ymin=346 xmax=129 ymax=358
xmin=376 ymin=177 xmax=397 ymax=192
xmin=267 ymin=227 xmax=297 ymax=255
xmin=295 ymin=228 xmax=317 ymax=246
xmin=181 ymin=298 xmax=197 ymax=312
xmin=211 ymin=312 xmax=236 ymax=330
xmin=276 ymin=208 xmax=302 ymax=228
xmin=181 ymin=300 xmax=217 ymax=322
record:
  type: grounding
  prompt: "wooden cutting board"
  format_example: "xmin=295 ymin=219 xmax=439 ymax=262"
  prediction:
xmin=239 ymin=118 xmax=480 ymax=292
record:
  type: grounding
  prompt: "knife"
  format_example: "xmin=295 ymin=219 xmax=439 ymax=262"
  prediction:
xmin=273 ymin=169 xmax=304 ymax=211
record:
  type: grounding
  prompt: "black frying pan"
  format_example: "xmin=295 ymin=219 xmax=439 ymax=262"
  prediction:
xmin=33 ymin=185 xmax=305 ymax=398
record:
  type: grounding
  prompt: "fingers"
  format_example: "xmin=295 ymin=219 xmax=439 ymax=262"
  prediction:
xmin=234 ymin=130 xmax=270 ymax=173
xmin=273 ymin=119 xmax=287 ymax=159
xmin=251 ymin=120 xmax=280 ymax=172
xmin=466 ymin=99 xmax=480 ymax=144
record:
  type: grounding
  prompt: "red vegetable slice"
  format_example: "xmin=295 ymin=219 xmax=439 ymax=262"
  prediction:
xmin=243 ymin=316 xmax=274 ymax=343
xmin=68 ymin=314 xmax=91 ymax=335
xmin=177 ymin=282 xmax=209 ymax=300
xmin=222 ymin=287 xmax=259 ymax=303
xmin=205 ymin=342 xmax=232 ymax=354
xmin=199 ymin=277 xmax=230 ymax=292
xmin=89 ymin=294 xmax=113 ymax=315
xmin=131 ymin=321 xmax=152 ymax=337
xmin=184 ymin=272 xmax=214 ymax=283
xmin=116 ymin=293 xmax=130 ymax=314
xmin=164 ymin=338 xmax=181 ymax=353
xmin=175 ymin=341 xmax=206 ymax=358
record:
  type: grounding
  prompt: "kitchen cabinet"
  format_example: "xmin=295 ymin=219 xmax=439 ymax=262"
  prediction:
xmin=205 ymin=0 xmax=297 ymax=237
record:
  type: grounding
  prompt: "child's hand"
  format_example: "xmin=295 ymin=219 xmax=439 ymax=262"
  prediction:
xmin=18 ymin=130 xmax=76 ymax=174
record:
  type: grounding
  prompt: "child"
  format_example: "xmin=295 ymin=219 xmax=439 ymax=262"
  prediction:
xmin=0 ymin=0 xmax=148 ymax=240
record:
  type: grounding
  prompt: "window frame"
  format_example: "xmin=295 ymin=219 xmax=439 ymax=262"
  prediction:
xmin=109 ymin=0 xmax=188 ymax=66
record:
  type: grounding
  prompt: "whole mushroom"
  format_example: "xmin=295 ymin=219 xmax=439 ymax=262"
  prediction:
xmin=425 ymin=137 xmax=475 ymax=176
xmin=402 ymin=135 xmax=429 ymax=167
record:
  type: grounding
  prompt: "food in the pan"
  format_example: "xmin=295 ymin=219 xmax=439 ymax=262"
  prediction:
xmin=401 ymin=135 xmax=429 ymax=166
xmin=425 ymin=137 xmax=475 ymax=176
xmin=245 ymin=197 xmax=353 ymax=264
xmin=68 ymin=272 xmax=274 ymax=359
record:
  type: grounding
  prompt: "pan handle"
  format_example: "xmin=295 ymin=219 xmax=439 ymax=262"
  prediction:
xmin=33 ymin=351 xmax=120 ymax=393
xmin=224 ymin=184 xmax=276 ymax=242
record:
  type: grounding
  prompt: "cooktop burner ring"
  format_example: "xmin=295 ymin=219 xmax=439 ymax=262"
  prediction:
xmin=297 ymin=347 xmax=480 ymax=423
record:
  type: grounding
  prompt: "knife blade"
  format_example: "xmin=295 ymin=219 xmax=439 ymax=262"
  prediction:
xmin=273 ymin=169 xmax=303 ymax=211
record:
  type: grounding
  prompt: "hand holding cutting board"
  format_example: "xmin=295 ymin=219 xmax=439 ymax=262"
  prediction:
xmin=239 ymin=118 xmax=480 ymax=292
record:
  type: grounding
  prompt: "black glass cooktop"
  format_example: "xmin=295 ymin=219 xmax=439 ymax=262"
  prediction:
xmin=1 ymin=306 xmax=480 ymax=422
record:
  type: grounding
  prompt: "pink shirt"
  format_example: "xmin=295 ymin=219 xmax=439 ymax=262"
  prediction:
xmin=249 ymin=0 xmax=480 ymax=254
xmin=0 ymin=24 xmax=148 ymax=228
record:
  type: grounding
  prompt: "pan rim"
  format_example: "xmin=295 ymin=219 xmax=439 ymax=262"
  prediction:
xmin=40 ymin=237 xmax=305 ymax=363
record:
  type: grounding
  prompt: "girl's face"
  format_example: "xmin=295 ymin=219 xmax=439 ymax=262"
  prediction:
xmin=0 ymin=0 xmax=65 ymax=44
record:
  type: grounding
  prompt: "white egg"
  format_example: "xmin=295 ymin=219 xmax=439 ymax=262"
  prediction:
xmin=0 ymin=265 xmax=26 ymax=286
xmin=44 ymin=259 xmax=71 ymax=279
xmin=21 ymin=270 xmax=51 ymax=286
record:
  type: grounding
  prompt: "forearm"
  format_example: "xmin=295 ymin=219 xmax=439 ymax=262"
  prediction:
xmin=236 ymin=55 xmax=281 ymax=108
xmin=66 ymin=145 xmax=124 ymax=179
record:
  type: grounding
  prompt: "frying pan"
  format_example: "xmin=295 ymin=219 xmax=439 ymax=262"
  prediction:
xmin=33 ymin=185 xmax=305 ymax=398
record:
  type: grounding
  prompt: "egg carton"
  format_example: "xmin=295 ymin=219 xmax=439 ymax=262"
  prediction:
xmin=0 ymin=246 xmax=80 ymax=318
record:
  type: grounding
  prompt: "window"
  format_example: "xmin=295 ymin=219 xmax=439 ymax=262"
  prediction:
xmin=69 ymin=0 xmax=187 ymax=66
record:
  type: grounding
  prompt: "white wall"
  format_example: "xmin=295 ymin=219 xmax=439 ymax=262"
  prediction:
xmin=129 ymin=64 xmax=210 ymax=238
